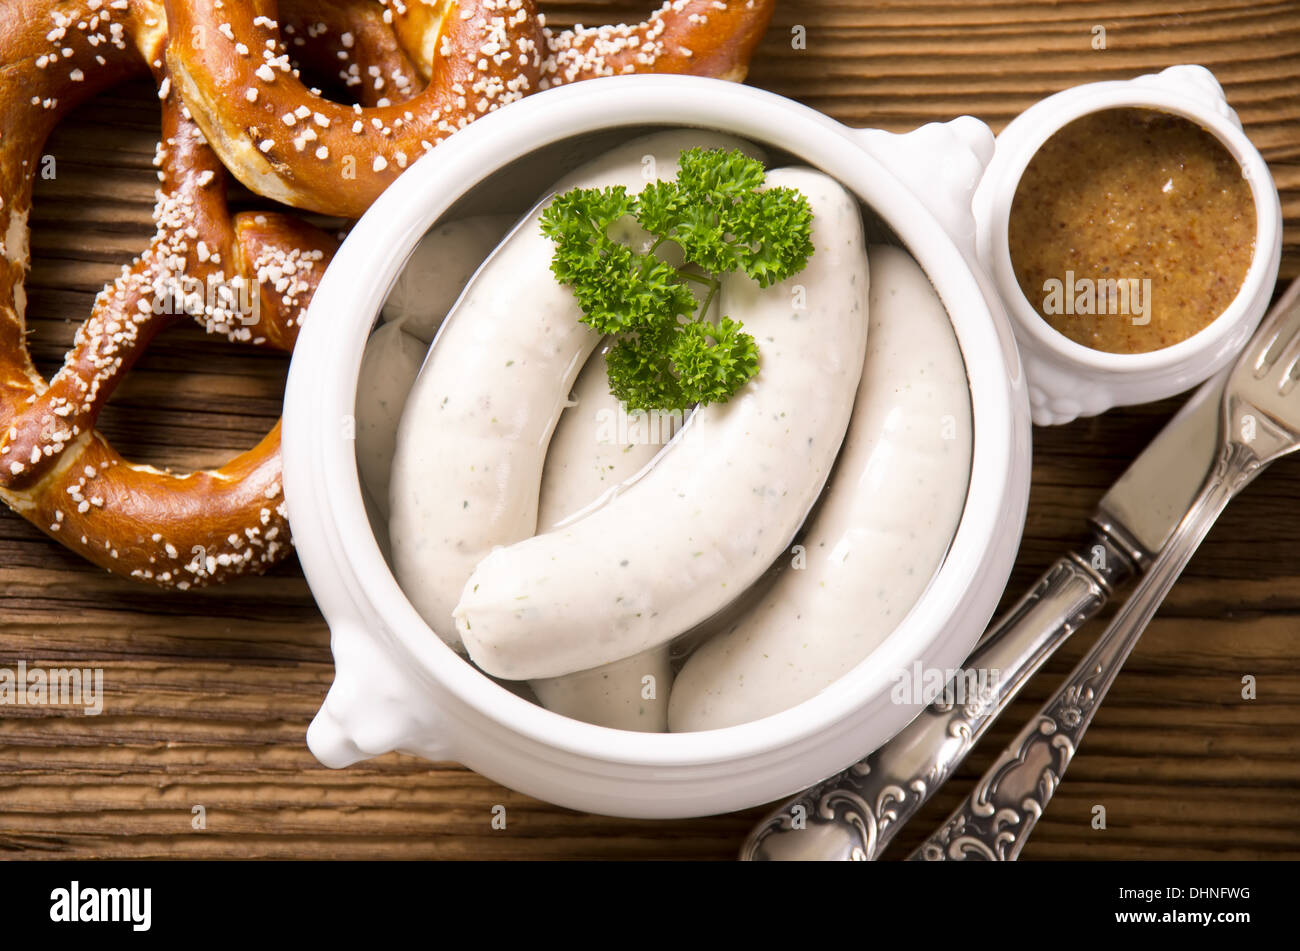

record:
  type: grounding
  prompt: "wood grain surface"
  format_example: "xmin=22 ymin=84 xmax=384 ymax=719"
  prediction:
xmin=2 ymin=0 xmax=1299 ymax=861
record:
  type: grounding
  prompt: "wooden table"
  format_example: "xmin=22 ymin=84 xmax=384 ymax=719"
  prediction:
xmin=2 ymin=1 xmax=1298 ymax=860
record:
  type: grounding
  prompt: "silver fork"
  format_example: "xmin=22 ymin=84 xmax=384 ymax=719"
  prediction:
xmin=911 ymin=294 xmax=1300 ymax=861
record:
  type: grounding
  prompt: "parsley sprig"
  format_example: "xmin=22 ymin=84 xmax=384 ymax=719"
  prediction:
xmin=540 ymin=148 xmax=815 ymax=412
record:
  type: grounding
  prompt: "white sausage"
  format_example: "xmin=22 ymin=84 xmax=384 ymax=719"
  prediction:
xmin=668 ymin=246 xmax=972 ymax=731
xmin=530 ymin=346 xmax=679 ymax=731
xmin=360 ymin=326 xmax=677 ymax=728
xmin=355 ymin=321 xmax=426 ymax=519
xmin=536 ymin=346 xmax=685 ymax=530
xmin=358 ymin=215 xmax=516 ymax=513
xmin=454 ymin=167 xmax=870 ymax=680
xmin=381 ymin=215 xmax=514 ymax=343
xmin=530 ymin=647 xmax=674 ymax=732
xmin=389 ymin=131 xmax=763 ymax=649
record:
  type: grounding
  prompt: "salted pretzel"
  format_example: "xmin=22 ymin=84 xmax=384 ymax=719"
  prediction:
xmin=164 ymin=0 xmax=775 ymax=217
xmin=1 ymin=0 xmax=773 ymax=588
xmin=0 ymin=0 xmax=418 ymax=587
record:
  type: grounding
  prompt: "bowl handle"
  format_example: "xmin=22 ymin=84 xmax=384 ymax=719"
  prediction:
xmin=307 ymin=620 xmax=454 ymax=767
xmin=1130 ymin=64 xmax=1240 ymax=127
xmin=852 ymin=116 xmax=995 ymax=258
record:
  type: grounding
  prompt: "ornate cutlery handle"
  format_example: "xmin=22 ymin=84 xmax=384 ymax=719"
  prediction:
xmin=911 ymin=441 xmax=1262 ymax=861
xmin=740 ymin=527 xmax=1140 ymax=861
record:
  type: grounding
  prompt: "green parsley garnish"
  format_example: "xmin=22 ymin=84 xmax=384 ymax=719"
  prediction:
xmin=540 ymin=147 xmax=815 ymax=412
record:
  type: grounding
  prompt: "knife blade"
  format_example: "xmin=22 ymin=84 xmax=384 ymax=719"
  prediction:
xmin=1096 ymin=370 xmax=1226 ymax=559
xmin=740 ymin=279 xmax=1300 ymax=861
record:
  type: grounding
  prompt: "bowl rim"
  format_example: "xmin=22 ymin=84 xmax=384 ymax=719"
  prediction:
xmin=983 ymin=84 xmax=1280 ymax=373
xmin=285 ymin=74 xmax=1026 ymax=768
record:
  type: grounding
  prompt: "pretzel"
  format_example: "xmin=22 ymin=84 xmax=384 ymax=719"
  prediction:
xmin=537 ymin=0 xmax=773 ymax=87
xmin=0 ymin=0 xmax=413 ymax=587
xmin=1 ymin=0 xmax=773 ymax=588
xmin=164 ymin=0 xmax=775 ymax=218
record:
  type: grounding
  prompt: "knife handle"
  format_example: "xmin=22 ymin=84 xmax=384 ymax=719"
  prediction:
xmin=908 ymin=440 xmax=1265 ymax=862
xmin=739 ymin=527 xmax=1140 ymax=861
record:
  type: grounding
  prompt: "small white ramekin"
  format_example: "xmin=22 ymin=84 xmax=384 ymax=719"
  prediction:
xmin=974 ymin=64 xmax=1283 ymax=426
xmin=282 ymin=75 xmax=1032 ymax=819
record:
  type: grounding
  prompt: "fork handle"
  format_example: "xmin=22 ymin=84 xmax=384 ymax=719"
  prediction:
xmin=739 ymin=526 xmax=1137 ymax=861
xmin=910 ymin=440 xmax=1262 ymax=861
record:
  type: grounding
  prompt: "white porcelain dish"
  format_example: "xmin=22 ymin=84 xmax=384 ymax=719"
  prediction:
xmin=282 ymin=75 xmax=1032 ymax=819
xmin=974 ymin=65 xmax=1283 ymax=426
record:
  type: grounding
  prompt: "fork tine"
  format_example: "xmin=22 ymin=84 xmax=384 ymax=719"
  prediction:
xmin=1249 ymin=289 xmax=1300 ymax=379
xmin=1277 ymin=338 xmax=1300 ymax=396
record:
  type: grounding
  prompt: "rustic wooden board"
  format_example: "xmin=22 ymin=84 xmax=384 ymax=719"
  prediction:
xmin=2 ymin=0 xmax=1299 ymax=860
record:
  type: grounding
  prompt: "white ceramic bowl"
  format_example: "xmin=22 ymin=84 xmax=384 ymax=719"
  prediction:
xmin=282 ymin=75 xmax=1032 ymax=819
xmin=974 ymin=65 xmax=1283 ymax=426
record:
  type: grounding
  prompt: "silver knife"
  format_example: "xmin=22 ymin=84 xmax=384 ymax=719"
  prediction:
xmin=740 ymin=361 xmax=1232 ymax=861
